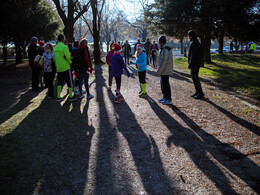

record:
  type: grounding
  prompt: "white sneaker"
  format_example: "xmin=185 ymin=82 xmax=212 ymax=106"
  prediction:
xmin=162 ymin=99 xmax=172 ymax=105
xmin=87 ymin=94 xmax=94 ymax=99
xmin=79 ymin=94 xmax=85 ymax=99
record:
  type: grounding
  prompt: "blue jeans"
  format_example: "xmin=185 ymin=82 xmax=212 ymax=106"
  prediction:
xmin=78 ymin=68 xmax=90 ymax=95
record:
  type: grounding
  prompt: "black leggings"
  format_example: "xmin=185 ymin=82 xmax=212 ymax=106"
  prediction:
xmin=138 ymin=70 xmax=146 ymax=84
xmin=115 ymin=76 xmax=121 ymax=90
xmin=44 ymin=72 xmax=55 ymax=96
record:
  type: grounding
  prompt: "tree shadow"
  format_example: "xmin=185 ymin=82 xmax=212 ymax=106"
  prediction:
xmin=0 ymin=96 xmax=94 ymax=194
xmin=103 ymin=83 xmax=176 ymax=193
xmin=147 ymin=97 xmax=260 ymax=193
xmin=203 ymin=98 xmax=260 ymax=136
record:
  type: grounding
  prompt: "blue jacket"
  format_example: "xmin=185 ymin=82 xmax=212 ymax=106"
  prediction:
xmin=112 ymin=53 xmax=130 ymax=77
xmin=132 ymin=52 xmax=147 ymax=72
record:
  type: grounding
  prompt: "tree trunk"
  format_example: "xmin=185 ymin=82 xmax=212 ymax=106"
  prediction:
xmin=64 ymin=22 xmax=74 ymax=43
xmin=15 ymin=40 xmax=23 ymax=64
xmin=201 ymin=32 xmax=211 ymax=63
xmin=218 ymin=31 xmax=224 ymax=54
xmin=3 ymin=41 xmax=7 ymax=65
xmin=180 ymin=38 xmax=184 ymax=54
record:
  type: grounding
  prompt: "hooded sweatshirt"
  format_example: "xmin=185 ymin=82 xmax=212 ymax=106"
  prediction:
xmin=132 ymin=51 xmax=147 ymax=72
xmin=112 ymin=53 xmax=130 ymax=77
xmin=157 ymin=41 xmax=174 ymax=75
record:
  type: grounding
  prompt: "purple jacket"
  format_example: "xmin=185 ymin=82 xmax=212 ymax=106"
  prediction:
xmin=112 ymin=53 xmax=130 ymax=77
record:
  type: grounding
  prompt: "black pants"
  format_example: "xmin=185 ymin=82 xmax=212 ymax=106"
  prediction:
xmin=138 ymin=71 xmax=146 ymax=84
xmin=78 ymin=68 xmax=90 ymax=95
xmin=44 ymin=72 xmax=55 ymax=96
xmin=57 ymin=69 xmax=73 ymax=88
xmin=191 ymin=67 xmax=203 ymax=95
xmin=161 ymin=75 xmax=171 ymax=100
xmin=124 ymin=54 xmax=130 ymax=65
xmin=31 ymin=65 xmax=39 ymax=90
xmin=115 ymin=76 xmax=121 ymax=90
xmin=108 ymin=66 xmax=113 ymax=87
xmin=145 ymin=51 xmax=149 ymax=65
xmin=152 ymin=52 xmax=157 ymax=68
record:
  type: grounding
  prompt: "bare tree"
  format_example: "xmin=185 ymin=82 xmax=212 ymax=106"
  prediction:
xmin=82 ymin=0 xmax=105 ymax=63
xmin=52 ymin=0 xmax=90 ymax=42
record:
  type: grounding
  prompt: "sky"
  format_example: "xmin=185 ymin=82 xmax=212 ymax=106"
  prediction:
xmin=109 ymin=0 xmax=154 ymax=21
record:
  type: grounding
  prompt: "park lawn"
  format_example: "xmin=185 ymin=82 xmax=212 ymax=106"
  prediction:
xmin=174 ymin=54 xmax=260 ymax=100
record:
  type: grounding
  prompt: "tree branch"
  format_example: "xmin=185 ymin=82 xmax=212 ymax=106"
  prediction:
xmin=52 ymin=0 xmax=67 ymax=23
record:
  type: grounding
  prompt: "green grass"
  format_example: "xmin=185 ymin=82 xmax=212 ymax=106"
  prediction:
xmin=174 ymin=54 xmax=260 ymax=100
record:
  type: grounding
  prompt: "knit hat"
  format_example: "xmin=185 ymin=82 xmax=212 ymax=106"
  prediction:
xmin=38 ymin=41 xmax=45 ymax=47
xmin=112 ymin=43 xmax=122 ymax=52
xmin=158 ymin=36 xmax=166 ymax=44
xmin=136 ymin=44 xmax=143 ymax=50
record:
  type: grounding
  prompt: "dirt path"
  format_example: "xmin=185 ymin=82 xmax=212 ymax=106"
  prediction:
xmin=0 ymin=61 xmax=259 ymax=194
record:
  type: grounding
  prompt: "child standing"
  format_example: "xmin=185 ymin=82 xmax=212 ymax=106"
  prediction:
xmin=112 ymin=43 xmax=130 ymax=103
xmin=106 ymin=43 xmax=115 ymax=90
xmin=43 ymin=43 xmax=56 ymax=98
xmin=131 ymin=44 xmax=147 ymax=98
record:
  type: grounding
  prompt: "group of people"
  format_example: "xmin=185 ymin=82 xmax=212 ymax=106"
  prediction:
xmin=28 ymin=34 xmax=94 ymax=102
xmin=230 ymin=40 xmax=257 ymax=54
xmin=105 ymin=30 xmax=204 ymax=104
xmin=28 ymin=29 xmax=204 ymax=104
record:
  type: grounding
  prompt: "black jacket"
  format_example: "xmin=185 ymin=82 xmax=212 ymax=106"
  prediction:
xmin=28 ymin=43 xmax=38 ymax=67
xmin=188 ymin=38 xmax=203 ymax=69
xmin=122 ymin=43 xmax=131 ymax=54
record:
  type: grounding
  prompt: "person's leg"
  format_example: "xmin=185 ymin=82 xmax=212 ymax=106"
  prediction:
xmin=127 ymin=54 xmax=130 ymax=64
xmin=64 ymin=69 xmax=74 ymax=98
xmin=114 ymin=76 xmax=122 ymax=102
xmin=49 ymin=72 xmax=55 ymax=97
xmin=191 ymin=67 xmax=204 ymax=97
xmin=161 ymin=75 xmax=171 ymax=100
xmin=44 ymin=72 xmax=50 ymax=95
xmin=83 ymin=69 xmax=90 ymax=96
xmin=139 ymin=71 xmax=147 ymax=95
xmin=57 ymin=72 xmax=64 ymax=98
xmin=108 ymin=66 xmax=113 ymax=88
xmin=78 ymin=70 xmax=84 ymax=95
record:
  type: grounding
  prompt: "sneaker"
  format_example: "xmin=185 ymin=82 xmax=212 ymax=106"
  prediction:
xmin=162 ymin=99 xmax=172 ymax=105
xmin=158 ymin=97 xmax=166 ymax=103
xmin=119 ymin=96 xmax=124 ymax=101
xmin=56 ymin=97 xmax=63 ymax=102
xmin=74 ymin=91 xmax=80 ymax=95
xmin=140 ymin=93 xmax=148 ymax=98
xmin=139 ymin=90 xmax=143 ymax=95
xmin=87 ymin=94 xmax=94 ymax=99
xmin=68 ymin=97 xmax=78 ymax=102
xmin=115 ymin=97 xmax=122 ymax=104
xmin=82 ymin=90 xmax=86 ymax=94
xmin=194 ymin=94 xmax=204 ymax=99
xmin=79 ymin=94 xmax=85 ymax=99
xmin=191 ymin=92 xmax=199 ymax=98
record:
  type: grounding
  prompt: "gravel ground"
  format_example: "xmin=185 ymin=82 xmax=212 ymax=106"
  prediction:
xmin=0 ymin=60 xmax=259 ymax=194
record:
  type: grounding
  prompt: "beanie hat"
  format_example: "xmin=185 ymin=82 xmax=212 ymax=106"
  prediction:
xmin=188 ymin=30 xmax=196 ymax=38
xmin=38 ymin=41 xmax=45 ymax=47
xmin=159 ymin=36 xmax=166 ymax=44
xmin=112 ymin=43 xmax=122 ymax=52
xmin=136 ymin=44 xmax=143 ymax=50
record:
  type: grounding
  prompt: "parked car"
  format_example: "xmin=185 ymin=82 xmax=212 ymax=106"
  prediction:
xmin=210 ymin=49 xmax=218 ymax=54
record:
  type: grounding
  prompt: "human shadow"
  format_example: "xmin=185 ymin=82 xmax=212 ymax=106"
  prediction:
xmin=203 ymin=99 xmax=260 ymax=136
xmin=104 ymin=82 xmax=176 ymax=194
xmin=93 ymin=65 xmax=119 ymax=193
xmin=147 ymin=98 xmax=260 ymax=193
xmin=0 ymin=95 xmax=94 ymax=194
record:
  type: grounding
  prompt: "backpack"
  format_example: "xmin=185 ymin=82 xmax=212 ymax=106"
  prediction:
xmin=71 ymin=48 xmax=86 ymax=70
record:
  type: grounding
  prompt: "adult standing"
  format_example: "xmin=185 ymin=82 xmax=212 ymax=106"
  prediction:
xmin=73 ymin=39 xmax=94 ymax=99
xmin=54 ymin=34 xmax=77 ymax=102
xmin=150 ymin=40 xmax=159 ymax=68
xmin=144 ymin=38 xmax=151 ymax=65
xmin=106 ymin=43 xmax=115 ymax=90
xmin=43 ymin=43 xmax=56 ymax=98
xmin=249 ymin=42 xmax=256 ymax=53
xmin=187 ymin=30 xmax=204 ymax=99
xmin=122 ymin=40 xmax=131 ymax=65
xmin=156 ymin=35 xmax=174 ymax=105
xmin=28 ymin=37 xmax=39 ymax=91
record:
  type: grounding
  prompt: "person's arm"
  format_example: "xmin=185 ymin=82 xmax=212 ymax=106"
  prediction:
xmin=84 ymin=48 xmax=92 ymax=68
xmin=157 ymin=47 xmax=170 ymax=75
xmin=106 ymin=53 xmax=110 ymax=65
xmin=120 ymin=56 xmax=130 ymax=76
xmin=64 ymin=46 xmax=72 ymax=65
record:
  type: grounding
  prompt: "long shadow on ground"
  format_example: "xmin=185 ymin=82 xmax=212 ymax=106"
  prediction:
xmin=0 ymin=95 xmax=94 ymax=194
xmin=94 ymin=65 xmax=177 ymax=194
xmin=147 ymin=98 xmax=260 ymax=194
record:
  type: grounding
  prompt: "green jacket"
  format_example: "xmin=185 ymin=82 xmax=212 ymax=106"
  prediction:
xmin=250 ymin=43 xmax=256 ymax=51
xmin=54 ymin=42 xmax=72 ymax=72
